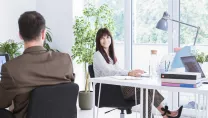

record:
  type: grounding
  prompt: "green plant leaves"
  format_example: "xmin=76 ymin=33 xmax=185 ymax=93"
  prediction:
xmin=44 ymin=27 xmax=59 ymax=52
xmin=195 ymin=50 xmax=208 ymax=63
xmin=72 ymin=4 xmax=115 ymax=65
xmin=0 ymin=39 xmax=23 ymax=59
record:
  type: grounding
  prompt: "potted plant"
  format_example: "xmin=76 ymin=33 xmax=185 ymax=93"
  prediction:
xmin=71 ymin=4 xmax=115 ymax=110
xmin=195 ymin=51 xmax=208 ymax=73
xmin=44 ymin=27 xmax=59 ymax=52
xmin=195 ymin=51 xmax=207 ymax=64
xmin=0 ymin=39 xmax=23 ymax=59
xmin=0 ymin=28 xmax=57 ymax=60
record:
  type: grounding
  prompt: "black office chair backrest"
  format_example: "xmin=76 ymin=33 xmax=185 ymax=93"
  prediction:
xmin=0 ymin=109 xmax=15 ymax=118
xmin=88 ymin=64 xmax=135 ymax=108
xmin=88 ymin=65 xmax=95 ymax=78
xmin=27 ymin=83 xmax=79 ymax=118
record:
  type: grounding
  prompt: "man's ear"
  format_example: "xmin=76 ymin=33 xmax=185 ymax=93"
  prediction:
xmin=41 ymin=29 xmax=46 ymax=41
xmin=19 ymin=32 xmax=23 ymax=41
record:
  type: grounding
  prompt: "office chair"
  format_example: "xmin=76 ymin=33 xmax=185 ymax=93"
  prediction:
xmin=88 ymin=65 xmax=136 ymax=118
xmin=0 ymin=109 xmax=14 ymax=118
xmin=27 ymin=82 xmax=79 ymax=118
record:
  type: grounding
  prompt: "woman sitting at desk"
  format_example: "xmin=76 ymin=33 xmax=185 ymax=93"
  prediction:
xmin=93 ymin=28 xmax=183 ymax=118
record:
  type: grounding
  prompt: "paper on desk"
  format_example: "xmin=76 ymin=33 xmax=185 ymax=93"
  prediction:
xmin=110 ymin=76 xmax=142 ymax=80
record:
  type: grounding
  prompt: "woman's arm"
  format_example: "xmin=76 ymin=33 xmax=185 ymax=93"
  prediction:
xmin=114 ymin=59 xmax=145 ymax=77
xmin=93 ymin=52 xmax=129 ymax=77
xmin=114 ymin=61 xmax=130 ymax=74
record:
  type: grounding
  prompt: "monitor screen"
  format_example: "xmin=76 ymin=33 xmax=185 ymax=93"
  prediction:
xmin=181 ymin=56 xmax=205 ymax=78
xmin=0 ymin=54 xmax=9 ymax=73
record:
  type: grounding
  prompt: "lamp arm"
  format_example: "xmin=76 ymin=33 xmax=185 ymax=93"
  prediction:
xmin=169 ymin=19 xmax=200 ymax=46
xmin=193 ymin=27 xmax=200 ymax=46
xmin=171 ymin=19 xmax=198 ymax=28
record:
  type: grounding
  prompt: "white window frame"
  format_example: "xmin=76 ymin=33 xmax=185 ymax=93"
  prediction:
xmin=124 ymin=0 xmax=198 ymax=116
xmin=124 ymin=0 xmax=177 ymax=70
xmin=124 ymin=0 xmax=180 ymax=68
xmin=170 ymin=0 xmax=180 ymax=111
xmin=124 ymin=0 xmax=200 ymax=116
xmin=84 ymin=0 xmax=195 ymax=116
xmin=172 ymin=0 xmax=201 ymax=117
xmin=124 ymin=0 xmax=132 ymax=70
xmin=85 ymin=0 xmax=198 ymax=116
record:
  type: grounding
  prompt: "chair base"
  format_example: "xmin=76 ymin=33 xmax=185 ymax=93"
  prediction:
xmin=105 ymin=109 xmax=126 ymax=118
xmin=120 ymin=109 xmax=125 ymax=118
xmin=120 ymin=113 xmax=125 ymax=118
xmin=105 ymin=108 xmax=117 ymax=114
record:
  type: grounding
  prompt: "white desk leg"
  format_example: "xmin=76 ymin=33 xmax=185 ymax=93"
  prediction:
xmin=199 ymin=94 xmax=202 ymax=118
xmin=196 ymin=94 xmax=200 ymax=118
xmin=146 ymin=89 xmax=148 ymax=118
xmin=198 ymin=94 xmax=201 ymax=118
xmin=140 ymin=88 xmax=143 ymax=118
xmin=97 ymin=83 xmax=102 ymax=118
xmin=205 ymin=95 xmax=207 ymax=118
xmin=135 ymin=87 xmax=138 ymax=118
xmin=202 ymin=94 xmax=204 ymax=118
xmin=206 ymin=94 xmax=208 ymax=118
xmin=195 ymin=94 xmax=197 ymax=118
xmin=203 ymin=94 xmax=205 ymax=118
xmin=93 ymin=83 xmax=96 ymax=118
xmin=151 ymin=89 xmax=155 ymax=118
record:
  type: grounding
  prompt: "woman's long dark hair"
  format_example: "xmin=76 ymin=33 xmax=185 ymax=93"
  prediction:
xmin=95 ymin=28 xmax=117 ymax=64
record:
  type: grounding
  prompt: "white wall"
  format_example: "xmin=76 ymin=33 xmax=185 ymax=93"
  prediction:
xmin=37 ymin=0 xmax=87 ymax=90
xmin=0 ymin=0 xmax=85 ymax=54
xmin=36 ymin=0 xmax=74 ymax=54
xmin=1 ymin=0 xmax=86 ymax=90
xmin=0 ymin=0 xmax=36 ymax=43
xmin=0 ymin=0 xmax=75 ymax=54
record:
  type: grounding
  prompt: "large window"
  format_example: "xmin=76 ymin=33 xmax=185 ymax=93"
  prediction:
xmin=132 ymin=0 xmax=169 ymax=107
xmin=132 ymin=0 xmax=169 ymax=71
xmin=180 ymin=0 xmax=208 ymax=48
xmin=179 ymin=0 xmax=208 ymax=112
xmin=95 ymin=0 xmax=125 ymax=68
xmin=76 ymin=0 xmax=207 ymax=116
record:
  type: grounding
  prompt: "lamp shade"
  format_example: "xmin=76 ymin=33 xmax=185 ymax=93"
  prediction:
xmin=156 ymin=12 xmax=170 ymax=31
xmin=156 ymin=18 xmax=168 ymax=31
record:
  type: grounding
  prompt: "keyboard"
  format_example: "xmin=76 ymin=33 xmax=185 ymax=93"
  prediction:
xmin=141 ymin=73 xmax=150 ymax=77
xmin=110 ymin=76 xmax=142 ymax=80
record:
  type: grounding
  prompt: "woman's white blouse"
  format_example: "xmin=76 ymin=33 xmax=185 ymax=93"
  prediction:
xmin=93 ymin=51 xmax=129 ymax=77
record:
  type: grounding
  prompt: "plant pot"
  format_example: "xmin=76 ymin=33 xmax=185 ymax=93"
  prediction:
xmin=79 ymin=91 xmax=93 ymax=110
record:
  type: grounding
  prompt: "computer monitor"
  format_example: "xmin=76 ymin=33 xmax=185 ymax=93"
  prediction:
xmin=0 ymin=54 xmax=9 ymax=72
xmin=180 ymin=56 xmax=205 ymax=78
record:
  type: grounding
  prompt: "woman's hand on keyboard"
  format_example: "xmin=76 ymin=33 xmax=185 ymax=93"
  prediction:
xmin=134 ymin=69 xmax=145 ymax=74
xmin=128 ymin=69 xmax=144 ymax=77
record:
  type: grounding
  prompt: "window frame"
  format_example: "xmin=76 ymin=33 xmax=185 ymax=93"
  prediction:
xmin=84 ymin=0 xmax=197 ymax=116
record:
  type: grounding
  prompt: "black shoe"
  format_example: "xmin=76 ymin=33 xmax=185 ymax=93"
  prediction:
xmin=161 ymin=106 xmax=183 ymax=118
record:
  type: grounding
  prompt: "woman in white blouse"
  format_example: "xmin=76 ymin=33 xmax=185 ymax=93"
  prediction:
xmin=93 ymin=28 xmax=183 ymax=118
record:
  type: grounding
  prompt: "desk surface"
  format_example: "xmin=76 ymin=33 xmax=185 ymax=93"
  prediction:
xmin=89 ymin=76 xmax=208 ymax=94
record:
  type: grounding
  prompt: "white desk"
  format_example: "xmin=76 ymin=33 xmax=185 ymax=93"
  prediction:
xmin=90 ymin=76 xmax=208 ymax=118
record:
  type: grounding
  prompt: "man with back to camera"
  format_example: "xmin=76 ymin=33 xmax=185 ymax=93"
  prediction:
xmin=0 ymin=11 xmax=75 ymax=118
